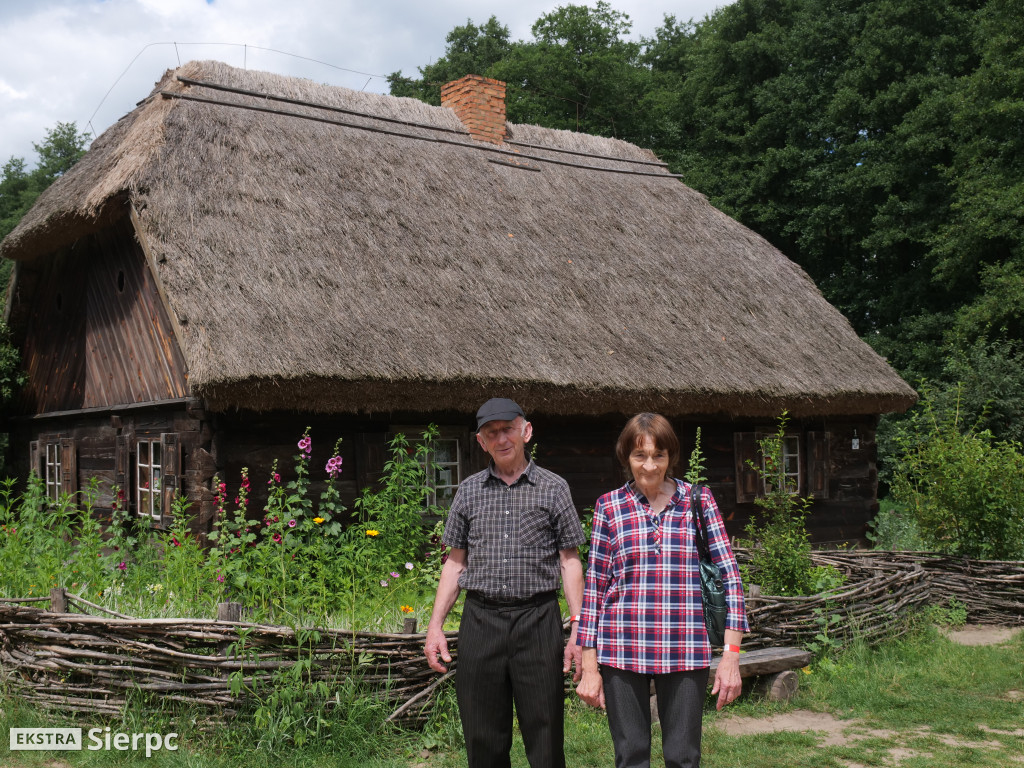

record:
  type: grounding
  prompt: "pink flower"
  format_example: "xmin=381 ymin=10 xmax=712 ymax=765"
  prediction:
xmin=390 ymin=571 xmax=400 ymax=578
xmin=298 ymin=436 xmax=311 ymax=453
xmin=405 ymin=562 xmax=414 ymax=570
xmin=172 ymin=537 xmax=181 ymax=547
xmin=216 ymin=575 xmax=225 ymax=583
xmin=116 ymin=562 xmax=126 ymax=571
xmin=288 ymin=519 xmax=297 ymax=528
xmin=273 ymin=533 xmax=282 ymax=543
xmin=326 ymin=456 xmax=343 ymax=475
xmin=380 ymin=580 xmax=389 ymax=587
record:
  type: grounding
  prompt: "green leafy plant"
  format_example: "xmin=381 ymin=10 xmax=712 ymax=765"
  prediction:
xmin=683 ymin=426 xmax=707 ymax=486
xmin=739 ymin=412 xmax=819 ymax=596
xmin=891 ymin=385 xmax=1024 ymax=559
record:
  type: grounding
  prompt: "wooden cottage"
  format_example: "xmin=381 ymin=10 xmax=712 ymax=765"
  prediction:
xmin=1 ymin=61 xmax=916 ymax=544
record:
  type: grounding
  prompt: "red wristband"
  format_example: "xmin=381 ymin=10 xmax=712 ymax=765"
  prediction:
xmin=723 ymin=644 xmax=741 ymax=654
xmin=569 ymin=615 xmax=580 ymax=623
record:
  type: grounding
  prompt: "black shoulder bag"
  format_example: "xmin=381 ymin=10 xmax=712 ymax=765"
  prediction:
xmin=690 ymin=484 xmax=728 ymax=647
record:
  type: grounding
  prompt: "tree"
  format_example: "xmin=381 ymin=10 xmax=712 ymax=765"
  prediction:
xmin=0 ymin=121 xmax=90 ymax=296
xmin=387 ymin=16 xmax=512 ymax=105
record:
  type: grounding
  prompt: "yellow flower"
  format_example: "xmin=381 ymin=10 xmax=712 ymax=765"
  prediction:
xmin=802 ymin=666 xmax=813 ymax=675
xmin=400 ymin=605 xmax=414 ymax=614
xmin=313 ymin=517 xmax=324 ymax=524
xmin=366 ymin=529 xmax=379 ymax=537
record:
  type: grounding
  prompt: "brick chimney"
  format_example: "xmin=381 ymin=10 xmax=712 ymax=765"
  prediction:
xmin=441 ymin=74 xmax=507 ymax=145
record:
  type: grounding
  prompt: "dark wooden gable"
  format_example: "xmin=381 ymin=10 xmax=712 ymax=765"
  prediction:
xmin=15 ymin=216 xmax=188 ymax=413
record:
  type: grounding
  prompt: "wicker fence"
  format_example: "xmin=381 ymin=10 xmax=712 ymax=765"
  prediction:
xmin=1 ymin=551 xmax=1021 ymax=726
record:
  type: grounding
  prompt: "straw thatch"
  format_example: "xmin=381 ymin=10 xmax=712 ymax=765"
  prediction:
xmin=1 ymin=61 xmax=915 ymax=418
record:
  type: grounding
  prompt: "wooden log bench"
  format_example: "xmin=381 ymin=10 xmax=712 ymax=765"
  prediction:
xmin=711 ymin=646 xmax=812 ymax=702
xmin=650 ymin=646 xmax=812 ymax=720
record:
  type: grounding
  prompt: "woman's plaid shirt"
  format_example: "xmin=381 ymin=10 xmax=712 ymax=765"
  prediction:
xmin=576 ymin=480 xmax=749 ymax=673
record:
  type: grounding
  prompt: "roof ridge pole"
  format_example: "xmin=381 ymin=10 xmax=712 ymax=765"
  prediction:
xmin=440 ymin=74 xmax=507 ymax=145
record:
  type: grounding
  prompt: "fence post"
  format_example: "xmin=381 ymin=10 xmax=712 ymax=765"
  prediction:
xmin=403 ymin=617 xmax=418 ymax=634
xmin=49 ymin=587 xmax=67 ymax=613
xmin=217 ymin=602 xmax=242 ymax=622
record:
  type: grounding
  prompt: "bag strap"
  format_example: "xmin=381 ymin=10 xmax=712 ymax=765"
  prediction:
xmin=690 ymin=484 xmax=713 ymax=560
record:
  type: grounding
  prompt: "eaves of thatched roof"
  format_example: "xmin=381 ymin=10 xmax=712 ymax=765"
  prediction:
xmin=1 ymin=61 xmax=916 ymax=418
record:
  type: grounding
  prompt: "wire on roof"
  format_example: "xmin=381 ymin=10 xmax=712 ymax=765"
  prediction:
xmin=177 ymin=77 xmax=671 ymax=170
xmin=159 ymin=89 xmax=685 ymax=180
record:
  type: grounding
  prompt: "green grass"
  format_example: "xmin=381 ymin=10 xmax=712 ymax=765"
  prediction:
xmin=2 ymin=625 xmax=1022 ymax=767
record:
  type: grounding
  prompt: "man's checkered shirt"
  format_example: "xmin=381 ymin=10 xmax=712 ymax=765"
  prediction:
xmin=576 ymin=480 xmax=749 ymax=674
xmin=442 ymin=460 xmax=586 ymax=601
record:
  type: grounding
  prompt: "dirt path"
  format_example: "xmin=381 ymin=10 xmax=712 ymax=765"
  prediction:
xmin=712 ymin=625 xmax=1023 ymax=761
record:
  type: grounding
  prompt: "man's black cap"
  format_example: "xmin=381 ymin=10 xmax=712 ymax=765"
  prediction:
xmin=476 ymin=398 xmax=526 ymax=430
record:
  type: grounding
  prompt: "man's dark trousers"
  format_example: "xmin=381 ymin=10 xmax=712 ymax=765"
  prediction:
xmin=456 ymin=592 xmax=565 ymax=768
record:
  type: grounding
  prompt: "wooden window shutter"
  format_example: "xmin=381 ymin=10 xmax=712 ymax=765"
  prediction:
xmin=734 ymin=432 xmax=763 ymax=504
xmin=807 ymin=431 xmax=831 ymax=499
xmin=29 ymin=440 xmax=42 ymax=480
xmin=357 ymin=432 xmax=389 ymax=490
xmin=160 ymin=433 xmax=181 ymax=528
xmin=115 ymin=434 xmax=130 ymax=493
xmin=59 ymin=437 xmax=78 ymax=498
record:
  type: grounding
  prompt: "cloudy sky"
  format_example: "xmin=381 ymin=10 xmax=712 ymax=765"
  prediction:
xmin=0 ymin=0 xmax=726 ymax=166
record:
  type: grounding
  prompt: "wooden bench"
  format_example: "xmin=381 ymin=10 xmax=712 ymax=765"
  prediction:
xmin=649 ymin=646 xmax=811 ymax=719
xmin=710 ymin=646 xmax=812 ymax=702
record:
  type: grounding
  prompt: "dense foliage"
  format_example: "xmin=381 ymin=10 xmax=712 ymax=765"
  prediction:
xmin=890 ymin=388 xmax=1024 ymax=559
xmin=0 ymin=429 xmax=449 ymax=630
xmin=392 ymin=0 xmax=1024 ymax=445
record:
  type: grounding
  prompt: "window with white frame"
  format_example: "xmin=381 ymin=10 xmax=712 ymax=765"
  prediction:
xmin=45 ymin=443 xmax=63 ymax=501
xmin=780 ymin=434 xmax=801 ymax=494
xmin=136 ymin=438 xmax=163 ymax=520
xmin=426 ymin=438 xmax=461 ymax=507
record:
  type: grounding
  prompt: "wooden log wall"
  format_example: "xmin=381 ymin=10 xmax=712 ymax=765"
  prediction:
xmin=8 ymin=407 xmax=882 ymax=547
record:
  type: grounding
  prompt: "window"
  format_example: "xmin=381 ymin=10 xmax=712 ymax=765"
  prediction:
xmin=31 ymin=438 xmax=77 ymax=503
xmin=772 ymin=435 xmax=801 ymax=494
xmin=136 ymin=438 xmax=163 ymax=520
xmin=425 ymin=438 xmax=461 ymax=507
xmin=734 ymin=430 xmax=831 ymax=503
xmin=45 ymin=443 xmax=63 ymax=501
xmin=115 ymin=432 xmax=180 ymax=528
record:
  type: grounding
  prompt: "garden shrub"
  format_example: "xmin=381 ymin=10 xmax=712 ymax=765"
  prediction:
xmin=891 ymin=387 xmax=1024 ymax=559
xmin=739 ymin=412 xmax=843 ymax=596
xmin=0 ymin=426 xmax=451 ymax=629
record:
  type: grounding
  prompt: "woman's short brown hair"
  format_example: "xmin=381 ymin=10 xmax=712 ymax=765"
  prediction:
xmin=615 ymin=413 xmax=680 ymax=480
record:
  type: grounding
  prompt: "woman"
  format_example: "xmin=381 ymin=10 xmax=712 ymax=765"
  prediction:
xmin=576 ymin=413 xmax=748 ymax=768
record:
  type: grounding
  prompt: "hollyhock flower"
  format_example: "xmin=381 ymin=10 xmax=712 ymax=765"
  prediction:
xmin=273 ymin=533 xmax=282 ymax=543
xmin=298 ymin=436 xmax=311 ymax=453
xmin=288 ymin=519 xmax=297 ymax=528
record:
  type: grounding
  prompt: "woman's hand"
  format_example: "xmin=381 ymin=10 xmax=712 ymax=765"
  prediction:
xmin=576 ymin=648 xmax=605 ymax=709
xmin=711 ymin=651 xmax=742 ymax=710
xmin=576 ymin=668 xmax=605 ymax=710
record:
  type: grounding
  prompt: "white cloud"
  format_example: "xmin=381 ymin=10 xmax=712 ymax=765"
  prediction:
xmin=0 ymin=0 xmax=726 ymax=164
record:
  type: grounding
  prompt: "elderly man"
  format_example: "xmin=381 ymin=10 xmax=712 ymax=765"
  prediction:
xmin=424 ymin=397 xmax=586 ymax=768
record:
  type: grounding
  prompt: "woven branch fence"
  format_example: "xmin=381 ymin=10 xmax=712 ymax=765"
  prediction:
xmin=1 ymin=551 xmax=1021 ymax=726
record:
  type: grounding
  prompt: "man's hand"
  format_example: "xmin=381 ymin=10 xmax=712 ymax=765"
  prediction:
xmin=425 ymin=625 xmax=452 ymax=674
xmin=563 ymin=625 xmax=583 ymax=682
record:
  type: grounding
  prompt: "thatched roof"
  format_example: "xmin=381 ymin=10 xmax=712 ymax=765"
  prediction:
xmin=1 ymin=61 xmax=915 ymax=418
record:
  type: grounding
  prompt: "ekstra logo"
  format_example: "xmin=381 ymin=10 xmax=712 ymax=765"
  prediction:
xmin=10 ymin=727 xmax=178 ymax=757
